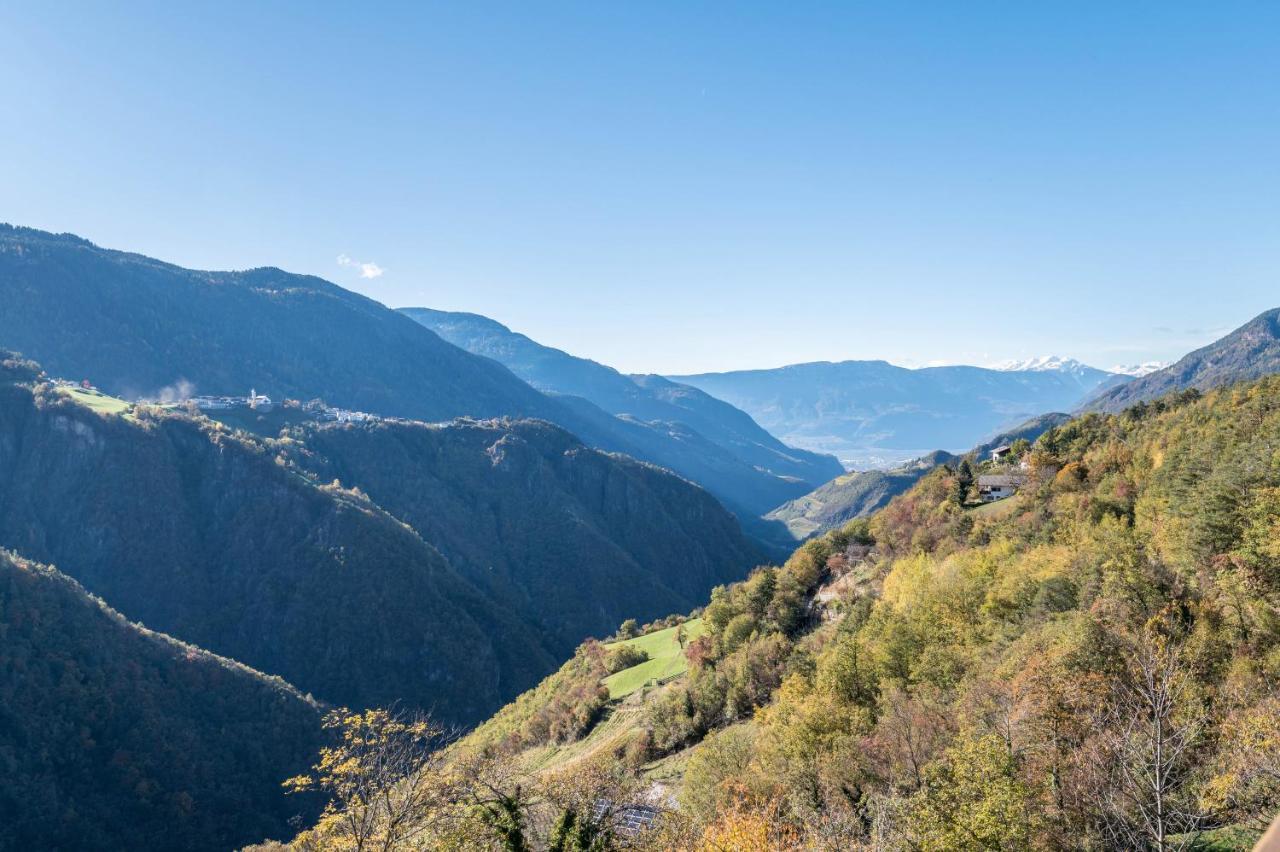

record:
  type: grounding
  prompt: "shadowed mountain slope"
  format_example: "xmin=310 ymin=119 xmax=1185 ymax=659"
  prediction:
xmin=0 ymin=549 xmax=323 ymax=852
xmin=286 ymin=417 xmax=763 ymax=655
xmin=0 ymin=227 xmax=826 ymax=535
xmin=0 ymin=356 xmax=760 ymax=724
xmin=0 ymin=226 xmax=561 ymax=423
xmin=0 ymin=372 xmax=556 ymax=724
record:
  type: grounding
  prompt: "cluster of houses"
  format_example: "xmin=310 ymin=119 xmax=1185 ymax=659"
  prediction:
xmin=322 ymin=407 xmax=378 ymax=423
xmin=178 ymin=391 xmax=384 ymax=426
xmin=977 ymin=443 xmax=1029 ymax=503
xmin=189 ymin=389 xmax=275 ymax=412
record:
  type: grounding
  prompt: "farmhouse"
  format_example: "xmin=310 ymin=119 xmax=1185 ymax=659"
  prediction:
xmin=978 ymin=473 xmax=1025 ymax=502
xmin=990 ymin=444 xmax=1013 ymax=462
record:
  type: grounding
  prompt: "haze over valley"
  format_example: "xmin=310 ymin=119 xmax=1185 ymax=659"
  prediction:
xmin=5 ymin=4 xmax=1280 ymax=850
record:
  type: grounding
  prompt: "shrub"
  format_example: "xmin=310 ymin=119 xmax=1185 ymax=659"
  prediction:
xmin=605 ymin=644 xmax=651 ymax=673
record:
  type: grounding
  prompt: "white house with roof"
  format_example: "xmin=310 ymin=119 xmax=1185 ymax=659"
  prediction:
xmin=978 ymin=473 xmax=1025 ymax=502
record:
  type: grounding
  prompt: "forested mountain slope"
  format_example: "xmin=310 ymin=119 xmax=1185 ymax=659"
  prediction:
xmin=0 ymin=364 xmax=554 ymax=724
xmin=0 ymin=225 xmax=560 ymax=423
xmin=672 ymin=358 xmax=1123 ymax=468
xmin=1086 ymin=306 xmax=1280 ymax=412
xmin=0 ymin=354 xmax=759 ymax=725
xmin=402 ymin=308 xmax=842 ymax=516
xmin=970 ymin=410 xmax=1073 ymax=456
xmin=764 ymin=413 xmax=1073 ymax=541
xmin=0 ymin=550 xmax=323 ymax=852
xmin=286 ymin=417 xmax=762 ymax=655
xmin=398 ymin=377 xmax=1280 ymax=851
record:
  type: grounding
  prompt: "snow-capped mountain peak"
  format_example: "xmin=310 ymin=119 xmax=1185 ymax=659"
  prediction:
xmin=991 ymin=355 xmax=1096 ymax=374
xmin=1107 ymin=361 xmax=1169 ymax=377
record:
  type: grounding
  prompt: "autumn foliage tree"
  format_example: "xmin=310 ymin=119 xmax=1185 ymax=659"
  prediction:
xmin=285 ymin=708 xmax=453 ymax=851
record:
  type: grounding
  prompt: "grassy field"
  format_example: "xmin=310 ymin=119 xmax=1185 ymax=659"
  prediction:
xmin=1183 ymin=825 xmax=1263 ymax=851
xmin=517 ymin=703 xmax=647 ymax=774
xmin=603 ymin=618 xmax=704 ymax=699
xmin=57 ymin=386 xmax=132 ymax=415
xmin=967 ymin=495 xmax=1023 ymax=519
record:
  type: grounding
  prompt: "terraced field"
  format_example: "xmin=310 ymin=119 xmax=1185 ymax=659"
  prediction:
xmin=603 ymin=618 xmax=704 ymax=699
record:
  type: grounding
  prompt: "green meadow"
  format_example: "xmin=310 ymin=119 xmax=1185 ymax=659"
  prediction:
xmin=603 ymin=618 xmax=704 ymax=699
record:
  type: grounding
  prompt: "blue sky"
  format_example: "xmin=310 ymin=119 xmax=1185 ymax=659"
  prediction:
xmin=2 ymin=3 xmax=1278 ymax=374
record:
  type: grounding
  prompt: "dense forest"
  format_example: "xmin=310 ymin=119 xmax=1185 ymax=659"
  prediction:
xmin=0 ymin=352 xmax=759 ymax=727
xmin=270 ymin=377 xmax=1280 ymax=850
xmin=0 ymin=550 xmax=322 ymax=851
xmin=286 ymin=417 xmax=761 ymax=655
xmin=0 ymin=368 xmax=552 ymax=723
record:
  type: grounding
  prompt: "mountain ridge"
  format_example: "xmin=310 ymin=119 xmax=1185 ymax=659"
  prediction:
xmin=670 ymin=357 xmax=1125 ymax=468
xmin=0 ymin=224 xmax=565 ymax=423
xmin=402 ymin=306 xmax=842 ymax=516
xmin=1085 ymin=307 xmax=1280 ymax=412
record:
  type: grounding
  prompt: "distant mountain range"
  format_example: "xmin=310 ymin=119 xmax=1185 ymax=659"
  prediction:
xmin=988 ymin=355 xmax=1163 ymax=377
xmin=0 ymin=227 xmax=836 ymax=538
xmin=991 ymin=355 xmax=1107 ymax=374
xmin=1107 ymin=360 xmax=1170 ymax=377
xmin=766 ymin=410 xmax=1074 ymax=539
xmin=671 ymin=358 xmax=1126 ymax=468
xmin=403 ymin=308 xmax=843 ymax=518
xmin=756 ymin=305 xmax=1280 ymax=541
xmin=1086 ymin=307 xmax=1280 ymax=413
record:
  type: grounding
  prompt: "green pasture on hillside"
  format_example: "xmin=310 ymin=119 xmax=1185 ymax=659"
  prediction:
xmin=603 ymin=618 xmax=704 ymax=699
xmin=57 ymin=386 xmax=132 ymax=415
xmin=967 ymin=495 xmax=1022 ymax=519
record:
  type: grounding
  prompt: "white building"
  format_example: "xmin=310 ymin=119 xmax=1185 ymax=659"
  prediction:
xmin=978 ymin=474 xmax=1025 ymax=502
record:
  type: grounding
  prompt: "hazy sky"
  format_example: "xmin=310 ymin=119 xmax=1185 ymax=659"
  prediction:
xmin=3 ymin=3 xmax=1278 ymax=374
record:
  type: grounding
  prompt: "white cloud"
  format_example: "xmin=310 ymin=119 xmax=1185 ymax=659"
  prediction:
xmin=336 ymin=253 xmax=384 ymax=279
